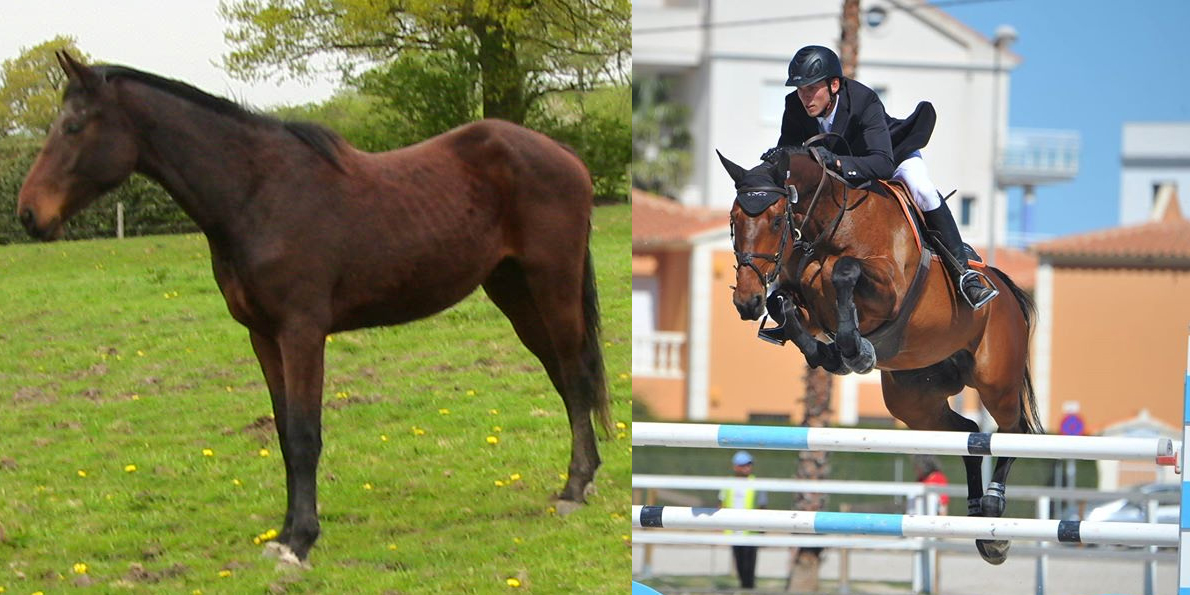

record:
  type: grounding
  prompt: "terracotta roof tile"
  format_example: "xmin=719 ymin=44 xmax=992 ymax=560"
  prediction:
xmin=1031 ymin=202 xmax=1190 ymax=263
xmin=632 ymin=188 xmax=726 ymax=247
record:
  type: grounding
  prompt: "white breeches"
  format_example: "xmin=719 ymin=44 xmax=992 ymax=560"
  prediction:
xmin=891 ymin=151 xmax=940 ymax=212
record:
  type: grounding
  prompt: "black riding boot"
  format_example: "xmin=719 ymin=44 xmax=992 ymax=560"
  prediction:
xmin=922 ymin=201 xmax=998 ymax=309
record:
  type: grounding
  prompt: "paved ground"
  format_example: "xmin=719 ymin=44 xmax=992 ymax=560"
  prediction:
xmin=633 ymin=543 xmax=1177 ymax=595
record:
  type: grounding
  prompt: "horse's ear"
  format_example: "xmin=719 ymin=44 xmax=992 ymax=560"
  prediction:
xmin=57 ymin=50 xmax=101 ymax=93
xmin=716 ymin=150 xmax=747 ymax=185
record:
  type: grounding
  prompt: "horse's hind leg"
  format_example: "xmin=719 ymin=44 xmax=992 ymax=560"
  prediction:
xmin=831 ymin=256 xmax=876 ymax=373
xmin=481 ymin=254 xmax=607 ymax=510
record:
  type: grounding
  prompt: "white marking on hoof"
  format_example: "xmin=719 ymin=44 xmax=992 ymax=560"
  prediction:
xmin=261 ymin=541 xmax=286 ymax=559
xmin=272 ymin=544 xmax=312 ymax=570
xmin=554 ymin=499 xmax=584 ymax=517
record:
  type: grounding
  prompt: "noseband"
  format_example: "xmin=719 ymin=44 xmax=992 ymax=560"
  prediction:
xmin=730 ymin=146 xmax=837 ymax=294
xmin=730 ymin=188 xmax=798 ymax=292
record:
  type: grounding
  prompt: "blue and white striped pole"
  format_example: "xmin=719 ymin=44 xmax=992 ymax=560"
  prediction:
xmin=1179 ymin=328 xmax=1190 ymax=594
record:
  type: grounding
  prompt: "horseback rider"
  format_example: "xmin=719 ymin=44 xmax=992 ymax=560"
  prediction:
xmin=764 ymin=45 xmax=997 ymax=309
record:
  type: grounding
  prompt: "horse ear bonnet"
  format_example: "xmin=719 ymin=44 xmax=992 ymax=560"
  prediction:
xmin=736 ymin=188 xmax=784 ymax=216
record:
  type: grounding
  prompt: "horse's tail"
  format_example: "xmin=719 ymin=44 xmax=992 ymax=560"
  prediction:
xmin=581 ymin=242 xmax=613 ymax=436
xmin=992 ymin=266 xmax=1045 ymax=435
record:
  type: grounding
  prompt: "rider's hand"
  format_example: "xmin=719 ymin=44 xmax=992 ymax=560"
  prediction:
xmin=759 ymin=146 xmax=786 ymax=164
xmin=816 ymin=149 xmax=842 ymax=172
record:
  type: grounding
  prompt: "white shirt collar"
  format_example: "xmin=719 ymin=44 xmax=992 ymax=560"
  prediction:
xmin=817 ymin=96 xmax=840 ymax=133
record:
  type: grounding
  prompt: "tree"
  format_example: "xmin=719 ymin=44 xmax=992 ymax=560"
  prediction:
xmin=786 ymin=2 xmax=859 ymax=592
xmin=218 ymin=0 xmax=630 ymax=124
xmin=0 ymin=36 xmax=90 ymax=137
xmin=631 ymin=75 xmax=691 ymax=198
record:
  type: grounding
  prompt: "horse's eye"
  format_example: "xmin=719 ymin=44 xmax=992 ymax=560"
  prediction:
xmin=771 ymin=216 xmax=782 ymax=232
xmin=64 ymin=121 xmax=83 ymax=135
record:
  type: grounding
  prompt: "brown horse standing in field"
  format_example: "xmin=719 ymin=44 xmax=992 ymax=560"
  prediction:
xmin=17 ymin=52 xmax=610 ymax=566
xmin=718 ymin=147 xmax=1041 ymax=565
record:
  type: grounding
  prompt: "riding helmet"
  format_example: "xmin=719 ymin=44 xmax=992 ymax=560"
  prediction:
xmin=785 ymin=45 xmax=843 ymax=87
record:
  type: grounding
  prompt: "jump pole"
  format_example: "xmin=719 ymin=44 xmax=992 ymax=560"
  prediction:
xmin=1180 ymin=328 xmax=1190 ymax=594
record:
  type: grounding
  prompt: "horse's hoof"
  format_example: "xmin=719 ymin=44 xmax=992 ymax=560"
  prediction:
xmin=843 ymin=337 xmax=876 ymax=374
xmin=976 ymin=539 xmax=1010 ymax=565
xmin=270 ymin=544 xmax=312 ymax=570
xmin=553 ymin=498 xmax=584 ymax=517
xmin=981 ymin=482 xmax=1007 ymax=518
xmin=261 ymin=541 xmax=286 ymax=559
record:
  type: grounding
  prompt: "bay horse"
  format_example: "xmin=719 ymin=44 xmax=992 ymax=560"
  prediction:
xmin=17 ymin=52 xmax=610 ymax=566
xmin=718 ymin=147 xmax=1042 ymax=565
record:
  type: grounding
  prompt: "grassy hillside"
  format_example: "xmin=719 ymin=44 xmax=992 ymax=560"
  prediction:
xmin=0 ymin=205 xmax=631 ymax=593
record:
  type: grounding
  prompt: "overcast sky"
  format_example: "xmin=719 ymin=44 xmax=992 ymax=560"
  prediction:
xmin=0 ymin=0 xmax=339 ymax=108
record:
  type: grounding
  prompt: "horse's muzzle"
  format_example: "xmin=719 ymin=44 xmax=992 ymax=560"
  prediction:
xmin=734 ymin=293 xmax=765 ymax=320
xmin=19 ymin=208 xmax=62 ymax=241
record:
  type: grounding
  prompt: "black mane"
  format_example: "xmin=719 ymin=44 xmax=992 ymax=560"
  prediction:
xmin=77 ymin=65 xmax=345 ymax=171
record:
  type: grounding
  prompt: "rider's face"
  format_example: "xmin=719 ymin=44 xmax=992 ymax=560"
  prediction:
xmin=797 ymin=79 xmax=839 ymax=118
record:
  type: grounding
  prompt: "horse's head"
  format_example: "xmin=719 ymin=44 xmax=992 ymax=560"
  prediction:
xmin=718 ymin=149 xmax=798 ymax=320
xmin=17 ymin=52 xmax=138 ymax=241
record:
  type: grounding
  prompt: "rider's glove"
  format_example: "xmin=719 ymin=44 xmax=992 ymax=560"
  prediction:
xmin=816 ymin=148 xmax=842 ymax=172
xmin=759 ymin=146 xmax=786 ymax=164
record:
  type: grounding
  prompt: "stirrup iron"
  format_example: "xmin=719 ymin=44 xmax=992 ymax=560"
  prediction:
xmin=960 ymin=269 xmax=999 ymax=309
xmin=757 ymin=315 xmax=787 ymax=345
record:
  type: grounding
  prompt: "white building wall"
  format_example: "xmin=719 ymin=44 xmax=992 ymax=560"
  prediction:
xmin=633 ymin=0 xmax=1017 ymax=249
xmin=1119 ymin=122 xmax=1190 ymax=225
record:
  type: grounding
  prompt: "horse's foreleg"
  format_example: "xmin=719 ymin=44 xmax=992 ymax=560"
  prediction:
xmin=249 ymin=331 xmax=296 ymax=555
xmin=271 ymin=326 xmax=327 ymax=566
xmin=766 ymin=292 xmax=845 ymax=374
xmin=831 ymin=257 xmax=875 ymax=373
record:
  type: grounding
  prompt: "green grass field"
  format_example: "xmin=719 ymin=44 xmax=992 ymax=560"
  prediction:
xmin=0 ymin=204 xmax=631 ymax=593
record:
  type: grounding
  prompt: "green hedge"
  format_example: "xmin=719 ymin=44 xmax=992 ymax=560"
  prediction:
xmin=0 ymin=136 xmax=195 ymax=244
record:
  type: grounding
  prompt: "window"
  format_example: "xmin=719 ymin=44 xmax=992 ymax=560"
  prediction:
xmin=959 ymin=195 xmax=976 ymax=226
xmin=759 ymin=81 xmax=790 ymax=126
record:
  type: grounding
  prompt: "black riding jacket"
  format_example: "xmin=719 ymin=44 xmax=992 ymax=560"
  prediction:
xmin=776 ymin=77 xmax=936 ymax=185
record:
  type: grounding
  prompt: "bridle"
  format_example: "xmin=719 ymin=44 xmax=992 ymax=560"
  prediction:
xmin=730 ymin=187 xmax=798 ymax=292
xmin=729 ymin=144 xmax=838 ymax=295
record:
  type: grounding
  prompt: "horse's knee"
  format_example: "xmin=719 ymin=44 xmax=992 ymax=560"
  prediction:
xmin=831 ymin=256 xmax=862 ymax=287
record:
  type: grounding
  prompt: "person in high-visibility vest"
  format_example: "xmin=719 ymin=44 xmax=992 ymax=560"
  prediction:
xmin=718 ymin=450 xmax=768 ymax=589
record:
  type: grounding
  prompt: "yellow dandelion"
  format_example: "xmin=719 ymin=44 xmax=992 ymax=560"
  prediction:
xmin=486 ymin=436 xmax=499 ymax=445
xmin=387 ymin=543 xmax=397 ymax=551
xmin=252 ymin=536 xmax=261 ymax=545
xmin=618 ymin=372 xmax=629 ymax=380
xmin=131 ymin=394 xmax=140 ymax=400
xmin=193 ymin=590 xmax=203 ymax=595
xmin=616 ymin=432 xmax=627 ymax=440
xmin=492 ymin=426 xmax=502 ymax=433
xmin=124 ymin=464 xmax=137 ymax=473
xmin=412 ymin=426 xmax=426 ymax=436
xmin=547 ymin=506 xmax=556 ymax=514
xmin=218 ymin=569 xmax=232 ymax=578
xmin=438 ymin=408 xmax=450 ymax=415
xmin=171 ymin=291 xmax=178 ymax=298
xmin=622 ymin=534 xmax=630 ymax=541
xmin=163 ymin=292 xmax=171 ymax=299
xmin=513 ymin=537 xmax=523 ymax=544
xmin=72 ymin=562 xmax=87 ymax=574
xmin=489 ymin=409 xmax=499 ymax=415
xmin=335 ymin=391 xmax=348 ymax=400
xmin=264 ymin=529 xmax=278 ymax=539
xmin=225 ymin=386 xmax=233 ymax=392
xmin=232 ymin=479 xmax=242 ymax=486
xmin=202 ymin=448 xmax=214 ymax=457
xmin=604 ymin=341 xmax=613 ymax=347
xmin=506 ymin=577 xmax=522 ymax=588
xmin=510 ymin=473 xmax=522 ymax=481
xmin=258 ymin=449 xmax=270 ymax=457
xmin=363 ymin=483 xmax=373 ymax=491
xmin=494 ymin=480 xmax=506 ymax=487
xmin=380 ymin=434 xmax=388 ymax=442
xmin=77 ymin=470 xmax=87 ymax=478
xmin=615 ymin=421 xmax=627 ymax=430
xmin=466 ymin=389 xmax=477 ymax=396
xmin=558 ymin=472 xmax=568 ymax=480
xmin=136 ymin=350 xmax=145 ymax=357
xmin=32 ymin=591 xmax=43 ymax=595
xmin=326 ymin=335 xmax=335 ymax=343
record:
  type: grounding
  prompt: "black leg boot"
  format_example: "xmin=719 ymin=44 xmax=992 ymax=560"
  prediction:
xmin=922 ymin=201 xmax=998 ymax=309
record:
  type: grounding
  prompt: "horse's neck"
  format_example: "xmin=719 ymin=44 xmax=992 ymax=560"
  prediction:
xmin=121 ymin=82 xmax=274 ymax=238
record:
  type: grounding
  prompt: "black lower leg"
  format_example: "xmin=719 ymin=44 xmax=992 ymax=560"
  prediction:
xmin=831 ymin=257 xmax=863 ymax=359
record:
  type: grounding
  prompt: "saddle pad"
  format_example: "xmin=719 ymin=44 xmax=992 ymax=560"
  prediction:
xmin=874 ymin=180 xmax=987 ymax=269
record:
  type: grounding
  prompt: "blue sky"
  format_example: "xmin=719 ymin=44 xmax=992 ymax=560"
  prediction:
xmin=946 ymin=0 xmax=1190 ymax=239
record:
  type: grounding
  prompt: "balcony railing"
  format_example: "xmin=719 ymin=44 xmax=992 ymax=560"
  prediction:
xmin=632 ymin=331 xmax=687 ymax=379
xmin=998 ymin=128 xmax=1080 ymax=187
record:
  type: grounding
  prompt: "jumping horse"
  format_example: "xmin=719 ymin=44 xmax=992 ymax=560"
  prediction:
xmin=718 ymin=146 xmax=1042 ymax=565
xmin=17 ymin=52 xmax=611 ymax=566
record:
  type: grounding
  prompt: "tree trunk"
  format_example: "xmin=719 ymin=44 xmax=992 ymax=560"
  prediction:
xmin=471 ymin=18 xmax=528 ymax=123
xmin=785 ymin=4 xmax=859 ymax=592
